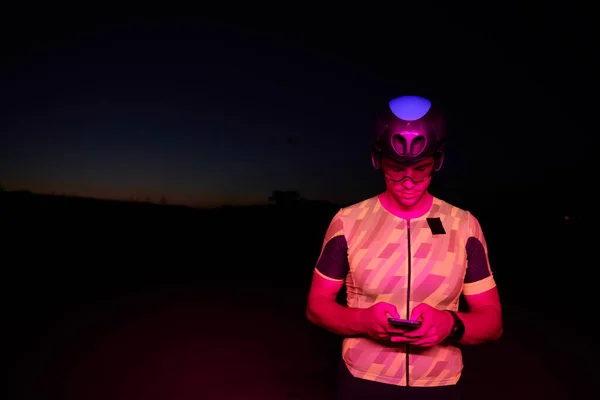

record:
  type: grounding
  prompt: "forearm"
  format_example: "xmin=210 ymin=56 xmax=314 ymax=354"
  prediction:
xmin=306 ymin=295 xmax=365 ymax=336
xmin=456 ymin=306 xmax=503 ymax=345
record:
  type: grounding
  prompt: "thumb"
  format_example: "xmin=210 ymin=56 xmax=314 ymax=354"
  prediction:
xmin=381 ymin=302 xmax=401 ymax=318
xmin=409 ymin=303 xmax=426 ymax=320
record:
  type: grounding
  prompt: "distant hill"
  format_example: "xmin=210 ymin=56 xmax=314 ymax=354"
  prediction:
xmin=0 ymin=190 xmax=340 ymax=234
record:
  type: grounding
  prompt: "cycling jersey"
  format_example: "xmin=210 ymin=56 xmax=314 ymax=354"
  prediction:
xmin=314 ymin=195 xmax=496 ymax=387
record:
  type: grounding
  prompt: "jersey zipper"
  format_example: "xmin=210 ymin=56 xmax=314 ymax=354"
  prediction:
xmin=406 ymin=218 xmax=412 ymax=386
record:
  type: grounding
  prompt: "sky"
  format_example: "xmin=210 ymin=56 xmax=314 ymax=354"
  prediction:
xmin=0 ymin=9 xmax=596 ymax=208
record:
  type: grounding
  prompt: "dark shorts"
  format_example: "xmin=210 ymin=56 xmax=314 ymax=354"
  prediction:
xmin=336 ymin=360 xmax=463 ymax=400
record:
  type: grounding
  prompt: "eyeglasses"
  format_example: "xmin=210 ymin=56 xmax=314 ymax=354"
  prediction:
xmin=383 ymin=162 xmax=434 ymax=183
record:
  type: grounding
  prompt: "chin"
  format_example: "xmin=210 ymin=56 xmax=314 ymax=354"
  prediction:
xmin=395 ymin=193 xmax=424 ymax=207
xmin=398 ymin=199 xmax=420 ymax=208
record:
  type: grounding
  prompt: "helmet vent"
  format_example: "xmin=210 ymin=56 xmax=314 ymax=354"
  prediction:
xmin=391 ymin=132 xmax=427 ymax=157
xmin=410 ymin=136 xmax=426 ymax=156
xmin=391 ymin=134 xmax=407 ymax=155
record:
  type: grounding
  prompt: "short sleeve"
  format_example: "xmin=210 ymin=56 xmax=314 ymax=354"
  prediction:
xmin=462 ymin=212 xmax=497 ymax=296
xmin=314 ymin=209 xmax=350 ymax=282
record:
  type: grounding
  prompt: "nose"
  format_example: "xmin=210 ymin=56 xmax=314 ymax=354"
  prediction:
xmin=400 ymin=178 xmax=416 ymax=189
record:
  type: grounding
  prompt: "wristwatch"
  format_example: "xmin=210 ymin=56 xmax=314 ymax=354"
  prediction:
xmin=445 ymin=310 xmax=465 ymax=341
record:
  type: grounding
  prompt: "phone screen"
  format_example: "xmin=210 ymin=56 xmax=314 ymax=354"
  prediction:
xmin=388 ymin=318 xmax=422 ymax=329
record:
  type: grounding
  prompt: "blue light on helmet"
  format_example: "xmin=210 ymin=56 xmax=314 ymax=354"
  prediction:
xmin=388 ymin=96 xmax=432 ymax=121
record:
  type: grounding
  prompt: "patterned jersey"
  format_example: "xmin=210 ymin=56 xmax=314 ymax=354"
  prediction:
xmin=314 ymin=195 xmax=496 ymax=387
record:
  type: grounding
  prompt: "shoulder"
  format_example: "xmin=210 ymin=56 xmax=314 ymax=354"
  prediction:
xmin=432 ymin=197 xmax=483 ymax=235
xmin=340 ymin=195 xmax=380 ymax=213
xmin=334 ymin=195 xmax=381 ymax=220
xmin=432 ymin=197 xmax=470 ymax=219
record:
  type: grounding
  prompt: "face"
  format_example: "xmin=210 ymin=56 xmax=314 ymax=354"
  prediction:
xmin=381 ymin=156 xmax=435 ymax=208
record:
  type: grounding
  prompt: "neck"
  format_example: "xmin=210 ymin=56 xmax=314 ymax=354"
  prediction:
xmin=378 ymin=191 xmax=434 ymax=220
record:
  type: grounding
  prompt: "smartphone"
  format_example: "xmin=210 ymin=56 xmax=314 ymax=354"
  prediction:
xmin=388 ymin=318 xmax=422 ymax=329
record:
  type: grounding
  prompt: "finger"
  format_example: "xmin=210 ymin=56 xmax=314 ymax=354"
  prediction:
xmin=409 ymin=338 xmax=439 ymax=347
xmin=389 ymin=335 xmax=418 ymax=343
xmin=386 ymin=326 xmax=413 ymax=335
xmin=401 ymin=326 xmax=431 ymax=338
xmin=401 ymin=330 xmax=424 ymax=338
xmin=388 ymin=330 xmax=412 ymax=337
xmin=379 ymin=333 xmax=401 ymax=343
xmin=409 ymin=332 xmax=443 ymax=347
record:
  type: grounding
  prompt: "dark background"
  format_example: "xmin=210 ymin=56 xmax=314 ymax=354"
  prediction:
xmin=1 ymin=9 xmax=596 ymax=208
xmin=2 ymin=191 xmax=594 ymax=399
xmin=2 ymin=6 xmax=597 ymax=400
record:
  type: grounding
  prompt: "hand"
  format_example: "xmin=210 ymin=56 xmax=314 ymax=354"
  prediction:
xmin=390 ymin=303 xmax=454 ymax=347
xmin=357 ymin=302 xmax=417 ymax=342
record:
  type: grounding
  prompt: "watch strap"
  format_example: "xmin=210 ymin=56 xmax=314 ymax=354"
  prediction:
xmin=445 ymin=310 xmax=465 ymax=341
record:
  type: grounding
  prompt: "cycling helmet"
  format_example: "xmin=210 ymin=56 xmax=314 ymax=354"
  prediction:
xmin=371 ymin=95 xmax=447 ymax=171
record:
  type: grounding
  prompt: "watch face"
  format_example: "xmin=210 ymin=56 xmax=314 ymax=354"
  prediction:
xmin=450 ymin=325 xmax=458 ymax=338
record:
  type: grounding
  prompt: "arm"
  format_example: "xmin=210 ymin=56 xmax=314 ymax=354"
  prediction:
xmin=454 ymin=213 xmax=503 ymax=345
xmin=455 ymin=286 xmax=503 ymax=345
xmin=306 ymin=271 xmax=365 ymax=336
xmin=305 ymin=212 xmax=366 ymax=336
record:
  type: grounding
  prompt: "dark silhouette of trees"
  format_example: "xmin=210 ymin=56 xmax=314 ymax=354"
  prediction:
xmin=268 ymin=190 xmax=301 ymax=206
